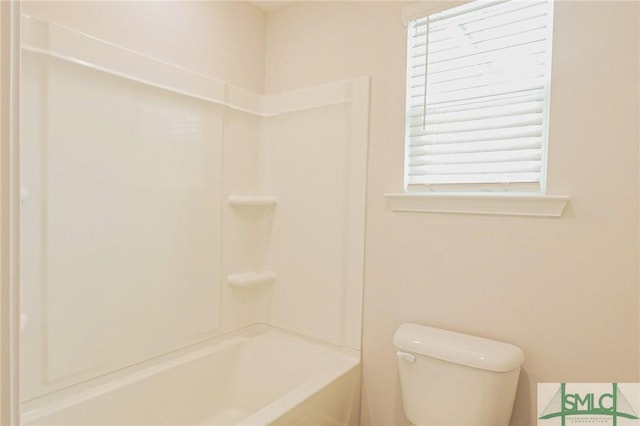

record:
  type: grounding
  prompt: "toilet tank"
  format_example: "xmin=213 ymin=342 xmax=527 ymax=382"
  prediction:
xmin=393 ymin=323 xmax=525 ymax=426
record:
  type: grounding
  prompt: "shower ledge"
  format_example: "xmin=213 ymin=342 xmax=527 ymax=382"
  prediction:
xmin=227 ymin=195 xmax=278 ymax=208
xmin=227 ymin=271 xmax=276 ymax=288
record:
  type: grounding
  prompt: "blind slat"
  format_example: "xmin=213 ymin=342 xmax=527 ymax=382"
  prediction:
xmin=410 ymin=52 xmax=547 ymax=80
xmin=409 ymin=160 xmax=541 ymax=176
xmin=422 ymin=77 xmax=546 ymax=108
xmin=408 ymin=137 xmax=542 ymax=155
xmin=428 ymin=13 xmax=549 ymax=47
xmin=410 ymin=67 xmax=546 ymax=96
xmin=409 ymin=149 xmax=542 ymax=167
xmin=428 ymin=27 xmax=549 ymax=59
xmin=408 ymin=92 xmax=545 ymax=116
xmin=407 ymin=172 xmax=541 ymax=185
xmin=429 ymin=0 xmax=544 ymax=22
xmin=426 ymin=40 xmax=548 ymax=72
xmin=408 ymin=101 xmax=545 ymax=126
xmin=409 ymin=125 xmax=543 ymax=147
xmin=409 ymin=113 xmax=543 ymax=137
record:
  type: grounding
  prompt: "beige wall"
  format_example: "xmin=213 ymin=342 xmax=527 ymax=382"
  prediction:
xmin=22 ymin=1 xmax=266 ymax=93
xmin=265 ymin=2 xmax=640 ymax=425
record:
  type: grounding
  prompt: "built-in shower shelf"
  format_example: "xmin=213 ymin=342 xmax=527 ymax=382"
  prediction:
xmin=227 ymin=195 xmax=278 ymax=208
xmin=227 ymin=271 xmax=276 ymax=288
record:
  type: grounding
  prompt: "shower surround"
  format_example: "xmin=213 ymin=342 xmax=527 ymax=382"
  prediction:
xmin=19 ymin=10 xmax=368 ymax=425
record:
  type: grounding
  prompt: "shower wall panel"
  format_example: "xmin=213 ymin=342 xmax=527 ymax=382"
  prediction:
xmin=269 ymin=105 xmax=349 ymax=346
xmin=20 ymin=52 xmax=223 ymax=400
xmin=265 ymin=79 xmax=369 ymax=350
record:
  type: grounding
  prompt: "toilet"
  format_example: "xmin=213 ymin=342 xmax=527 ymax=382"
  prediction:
xmin=394 ymin=323 xmax=525 ymax=426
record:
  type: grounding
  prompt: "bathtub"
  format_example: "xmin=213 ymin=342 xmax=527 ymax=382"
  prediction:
xmin=20 ymin=325 xmax=361 ymax=426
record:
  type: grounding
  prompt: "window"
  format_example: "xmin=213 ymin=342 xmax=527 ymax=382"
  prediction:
xmin=404 ymin=0 xmax=554 ymax=193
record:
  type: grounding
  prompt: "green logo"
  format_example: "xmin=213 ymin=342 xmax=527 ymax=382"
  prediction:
xmin=539 ymin=383 xmax=639 ymax=426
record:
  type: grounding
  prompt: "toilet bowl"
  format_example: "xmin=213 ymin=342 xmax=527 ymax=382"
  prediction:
xmin=394 ymin=323 xmax=525 ymax=426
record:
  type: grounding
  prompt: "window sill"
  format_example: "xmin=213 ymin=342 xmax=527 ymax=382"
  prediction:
xmin=384 ymin=193 xmax=570 ymax=217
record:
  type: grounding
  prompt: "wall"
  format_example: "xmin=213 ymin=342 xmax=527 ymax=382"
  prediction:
xmin=0 ymin=5 xmax=7 ymax=423
xmin=21 ymin=1 xmax=266 ymax=94
xmin=265 ymin=1 xmax=640 ymax=425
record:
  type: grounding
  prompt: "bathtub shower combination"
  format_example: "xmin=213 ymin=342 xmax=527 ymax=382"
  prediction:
xmin=21 ymin=326 xmax=361 ymax=426
xmin=19 ymin=16 xmax=369 ymax=426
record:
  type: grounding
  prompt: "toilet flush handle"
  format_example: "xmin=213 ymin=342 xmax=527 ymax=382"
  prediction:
xmin=396 ymin=351 xmax=416 ymax=363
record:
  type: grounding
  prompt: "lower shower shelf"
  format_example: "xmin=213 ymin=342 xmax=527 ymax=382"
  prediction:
xmin=227 ymin=271 xmax=276 ymax=288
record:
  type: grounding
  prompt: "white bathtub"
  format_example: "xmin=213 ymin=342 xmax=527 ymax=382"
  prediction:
xmin=21 ymin=325 xmax=361 ymax=426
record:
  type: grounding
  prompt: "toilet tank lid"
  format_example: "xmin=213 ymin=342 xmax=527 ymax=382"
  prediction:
xmin=393 ymin=323 xmax=525 ymax=372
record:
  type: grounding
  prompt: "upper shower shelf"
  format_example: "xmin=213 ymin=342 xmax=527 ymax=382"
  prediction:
xmin=227 ymin=195 xmax=278 ymax=208
xmin=227 ymin=271 xmax=276 ymax=288
xmin=21 ymin=15 xmax=367 ymax=118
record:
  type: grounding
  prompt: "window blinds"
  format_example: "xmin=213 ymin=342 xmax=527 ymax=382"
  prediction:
xmin=405 ymin=0 xmax=554 ymax=191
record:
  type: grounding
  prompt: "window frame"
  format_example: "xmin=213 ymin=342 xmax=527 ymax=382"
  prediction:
xmin=385 ymin=0 xmax=569 ymax=217
xmin=403 ymin=0 xmax=555 ymax=194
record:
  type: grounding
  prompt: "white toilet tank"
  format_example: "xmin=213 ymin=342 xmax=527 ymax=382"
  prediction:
xmin=394 ymin=323 xmax=525 ymax=426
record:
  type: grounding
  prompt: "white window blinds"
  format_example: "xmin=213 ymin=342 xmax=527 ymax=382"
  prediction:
xmin=405 ymin=0 xmax=554 ymax=192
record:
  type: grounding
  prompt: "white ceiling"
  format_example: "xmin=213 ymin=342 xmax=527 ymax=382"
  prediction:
xmin=247 ymin=1 xmax=293 ymax=12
